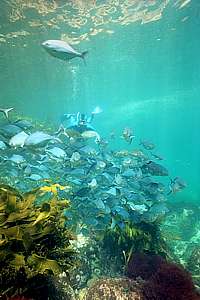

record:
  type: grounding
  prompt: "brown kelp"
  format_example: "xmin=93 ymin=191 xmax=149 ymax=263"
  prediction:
xmin=101 ymin=221 xmax=171 ymax=268
xmin=0 ymin=184 xmax=76 ymax=299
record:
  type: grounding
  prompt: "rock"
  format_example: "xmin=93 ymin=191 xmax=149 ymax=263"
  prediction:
xmin=82 ymin=278 xmax=142 ymax=300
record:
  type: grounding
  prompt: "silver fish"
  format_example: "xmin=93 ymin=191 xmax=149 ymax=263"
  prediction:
xmin=24 ymin=165 xmax=32 ymax=177
xmin=24 ymin=131 xmax=60 ymax=147
xmin=46 ymin=147 xmax=66 ymax=159
xmin=81 ymin=130 xmax=100 ymax=139
xmin=70 ymin=151 xmax=81 ymax=163
xmin=88 ymin=178 xmax=98 ymax=189
xmin=128 ymin=203 xmax=148 ymax=214
xmin=9 ymin=131 xmax=29 ymax=147
xmin=0 ymin=141 xmax=7 ymax=150
xmin=8 ymin=154 xmax=25 ymax=164
xmin=42 ymin=40 xmax=88 ymax=63
xmin=28 ymin=174 xmax=42 ymax=181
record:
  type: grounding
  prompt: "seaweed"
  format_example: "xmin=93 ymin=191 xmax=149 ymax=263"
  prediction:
xmin=101 ymin=221 xmax=171 ymax=265
xmin=142 ymin=259 xmax=200 ymax=300
xmin=0 ymin=184 xmax=76 ymax=299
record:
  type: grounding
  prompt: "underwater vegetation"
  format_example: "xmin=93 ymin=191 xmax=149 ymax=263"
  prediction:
xmin=101 ymin=221 xmax=171 ymax=269
xmin=8 ymin=297 xmax=31 ymax=300
xmin=126 ymin=252 xmax=166 ymax=280
xmin=83 ymin=253 xmax=200 ymax=300
xmin=161 ymin=202 xmax=200 ymax=289
xmin=142 ymin=261 xmax=200 ymax=300
xmin=187 ymin=246 xmax=200 ymax=288
xmin=0 ymin=184 xmax=76 ymax=299
xmin=127 ymin=253 xmax=200 ymax=300
xmin=70 ymin=221 xmax=172 ymax=292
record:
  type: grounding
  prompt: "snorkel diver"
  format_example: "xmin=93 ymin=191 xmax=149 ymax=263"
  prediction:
xmin=61 ymin=111 xmax=95 ymax=134
xmin=59 ymin=106 xmax=102 ymax=139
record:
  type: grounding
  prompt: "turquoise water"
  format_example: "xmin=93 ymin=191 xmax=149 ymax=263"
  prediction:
xmin=0 ymin=0 xmax=199 ymax=203
xmin=1 ymin=1 xmax=200 ymax=298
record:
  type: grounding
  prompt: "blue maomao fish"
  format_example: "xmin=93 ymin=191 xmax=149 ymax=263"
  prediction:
xmin=140 ymin=139 xmax=155 ymax=150
xmin=0 ymin=124 xmax=22 ymax=138
xmin=42 ymin=40 xmax=88 ymax=63
xmin=167 ymin=177 xmax=187 ymax=195
xmin=141 ymin=161 xmax=168 ymax=176
xmin=14 ymin=119 xmax=33 ymax=130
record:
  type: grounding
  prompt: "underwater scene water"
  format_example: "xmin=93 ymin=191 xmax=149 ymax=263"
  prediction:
xmin=0 ymin=0 xmax=200 ymax=299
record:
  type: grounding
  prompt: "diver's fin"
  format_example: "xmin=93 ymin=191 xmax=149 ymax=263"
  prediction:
xmin=92 ymin=106 xmax=103 ymax=114
xmin=81 ymin=51 xmax=88 ymax=65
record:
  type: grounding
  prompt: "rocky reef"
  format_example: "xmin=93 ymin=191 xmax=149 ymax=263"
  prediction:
xmin=82 ymin=278 xmax=142 ymax=300
xmin=82 ymin=253 xmax=200 ymax=300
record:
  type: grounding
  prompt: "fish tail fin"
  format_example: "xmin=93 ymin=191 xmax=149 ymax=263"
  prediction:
xmin=81 ymin=51 xmax=88 ymax=65
xmin=1 ymin=108 xmax=13 ymax=120
xmin=4 ymin=110 xmax=9 ymax=120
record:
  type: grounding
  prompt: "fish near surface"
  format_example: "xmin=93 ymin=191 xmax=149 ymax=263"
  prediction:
xmin=42 ymin=40 xmax=88 ymax=63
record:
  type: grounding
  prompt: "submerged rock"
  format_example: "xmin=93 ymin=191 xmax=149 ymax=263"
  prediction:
xmin=82 ymin=278 xmax=142 ymax=300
